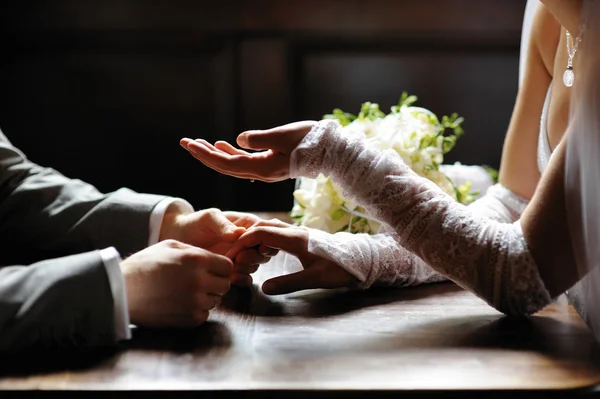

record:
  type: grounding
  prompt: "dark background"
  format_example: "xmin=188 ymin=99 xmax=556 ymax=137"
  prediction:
xmin=0 ymin=0 xmax=526 ymax=212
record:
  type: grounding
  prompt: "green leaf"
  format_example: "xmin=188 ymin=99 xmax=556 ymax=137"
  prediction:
xmin=323 ymin=108 xmax=357 ymax=127
xmin=358 ymin=102 xmax=385 ymax=122
xmin=398 ymin=91 xmax=418 ymax=107
xmin=442 ymin=136 xmax=457 ymax=154
xmin=439 ymin=113 xmax=465 ymax=139
xmin=481 ymin=165 xmax=499 ymax=184
xmin=331 ymin=208 xmax=345 ymax=220
xmin=336 ymin=224 xmax=351 ymax=233
xmin=454 ymin=181 xmax=479 ymax=204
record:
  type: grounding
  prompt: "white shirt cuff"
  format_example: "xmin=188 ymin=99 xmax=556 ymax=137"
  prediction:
xmin=99 ymin=246 xmax=131 ymax=341
xmin=148 ymin=198 xmax=194 ymax=246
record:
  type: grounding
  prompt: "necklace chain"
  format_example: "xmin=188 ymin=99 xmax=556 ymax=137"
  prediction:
xmin=562 ymin=2 xmax=592 ymax=88
xmin=566 ymin=31 xmax=581 ymax=68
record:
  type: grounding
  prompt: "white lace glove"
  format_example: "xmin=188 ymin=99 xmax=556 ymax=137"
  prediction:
xmin=308 ymin=228 xmax=446 ymax=289
xmin=307 ymin=180 xmax=529 ymax=289
xmin=291 ymin=120 xmax=550 ymax=315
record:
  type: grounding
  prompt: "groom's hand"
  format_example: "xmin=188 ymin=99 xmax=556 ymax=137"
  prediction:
xmin=159 ymin=206 xmax=278 ymax=286
xmin=180 ymin=120 xmax=317 ymax=183
xmin=159 ymin=206 xmax=245 ymax=253
xmin=121 ymin=240 xmax=233 ymax=328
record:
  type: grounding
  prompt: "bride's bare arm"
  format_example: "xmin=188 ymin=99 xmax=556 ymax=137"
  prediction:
xmin=541 ymin=0 xmax=583 ymax=35
xmin=517 ymin=3 xmax=582 ymax=296
xmin=520 ymin=141 xmax=578 ymax=298
xmin=498 ymin=3 xmax=558 ymax=200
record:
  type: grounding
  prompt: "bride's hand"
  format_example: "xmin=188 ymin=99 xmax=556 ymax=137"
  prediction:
xmin=226 ymin=225 xmax=356 ymax=294
xmin=180 ymin=121 xmax=317 ymax=183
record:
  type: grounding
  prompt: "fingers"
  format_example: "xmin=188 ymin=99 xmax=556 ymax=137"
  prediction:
xmin=231 ymin=246 xmax=277 ymax=285
xmin=234 ymin=262 xmax=260 ymax=275
xmin=261 ymin=259 xmax=356 ymax=295
xmin=182 ymin=137 xmax=293 ymax=183
xmin=186 ymin=248 xmax=231 ymax=295
xmin=234 ymin=248 xmax=271 ymax=268
xmin=192 ymin=139 xmax=226 ymax=155
xmin=195 ymin=293 xmax=221 ymax=311
xmin=258 ymin=244 xmax=279 ymax=257
xmin=223 ymin=211 xmax=261 ymax=229
xmin=253 ymin=218 xmax=291 ymax=229
xmin=180 ymin=137 xmax=195 ymax=149
xmin=262 ymin=269 xmax=320 ymax=295
xmin=202 ymin=208 xmax=246 ymax=240
xmin=181 ymin=139 xmax=255 ymax=175
xmin=223 ymin=212 xmax=289 ymax=232
xmin=231 ymin=272 xmax=253 ymax=287
xmin=214 ymin=141 xmax=251 ymax=156
xmin=198 ymin=272 xmax=231 ymax=296
xmin=202 ymin=250 xmax=234 ymax=278
xmin=180 ymin=139 xmax=283 ymax=182
xmin=226 ymin=226 xmax=308 ymax=262
xmin=183 ymin=138 xmax=254 ymax=172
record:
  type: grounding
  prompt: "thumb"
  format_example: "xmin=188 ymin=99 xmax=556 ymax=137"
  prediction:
xmin=236 ymin=130 xmax=277 ymax=152
xmin=209 ymin=212 xmax=246 ymax=240
xmin=222 ymin=224 xmax=246 ymax=241
xmin=237 ymin=121 xmax=317 ymax=153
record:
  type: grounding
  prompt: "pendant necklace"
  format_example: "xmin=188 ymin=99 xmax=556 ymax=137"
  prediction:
xmin=563 ymin=30 xmax=581 ymax=88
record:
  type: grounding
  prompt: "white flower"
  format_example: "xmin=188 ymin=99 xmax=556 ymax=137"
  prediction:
xmin=291 ymin=98 xmax=466 ymax=234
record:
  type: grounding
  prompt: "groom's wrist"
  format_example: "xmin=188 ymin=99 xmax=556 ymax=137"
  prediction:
xmin=158 ymin=200 xmax=194 ymax=242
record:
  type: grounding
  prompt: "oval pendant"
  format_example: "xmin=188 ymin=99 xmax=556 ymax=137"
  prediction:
xmin=563 ymin=68 xmax=575 ymax=87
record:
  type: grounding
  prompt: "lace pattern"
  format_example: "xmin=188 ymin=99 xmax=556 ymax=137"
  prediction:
xmin=291 ymin=120 xmax=551 ymax=315
xmin=305 ymin=182 xmax=526 ymax=290
xmin=308 ymin=229 xmax=446 ymax=289
xmin=469 ymin=183 xmax=529 ymax=222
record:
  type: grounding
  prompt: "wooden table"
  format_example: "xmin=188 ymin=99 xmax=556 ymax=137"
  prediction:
xmin=1 ymin=213 xmax=600 ymax=398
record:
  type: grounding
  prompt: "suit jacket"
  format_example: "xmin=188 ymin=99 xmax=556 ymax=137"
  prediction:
xmin=0 ymin=129 xmax=167 ymax=351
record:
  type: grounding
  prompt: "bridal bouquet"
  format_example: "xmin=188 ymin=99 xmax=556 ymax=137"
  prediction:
xmin=290 ymin=93 xmax=475 ymax=234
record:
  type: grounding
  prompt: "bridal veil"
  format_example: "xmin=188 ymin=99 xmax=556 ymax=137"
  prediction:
xmin=563 ymin=0 xmax=600 ymax=341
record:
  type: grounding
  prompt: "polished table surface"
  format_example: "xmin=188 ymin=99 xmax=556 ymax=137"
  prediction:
xmin=1 ymin=213 xmax=600 ymax=397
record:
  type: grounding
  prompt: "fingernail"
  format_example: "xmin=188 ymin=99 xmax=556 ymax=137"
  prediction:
xmin=236 ymin=133 xmax=248 ymax=147
xmin=228 ymin=226 xmax=245 ymax=234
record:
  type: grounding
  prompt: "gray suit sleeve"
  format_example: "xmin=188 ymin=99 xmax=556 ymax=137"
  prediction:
xmin=0 ymin=251 xmax=117 ymax=351
xmin=0 ymin=129 xmax=168 ymax=264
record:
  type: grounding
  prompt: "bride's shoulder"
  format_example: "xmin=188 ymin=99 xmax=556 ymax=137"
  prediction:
xmin=529 ymin=3 xmax=562 ymax=76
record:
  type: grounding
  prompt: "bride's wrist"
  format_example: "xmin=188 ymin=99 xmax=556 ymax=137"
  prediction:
xmin=290 ymin=119 xmax=348 ymax=179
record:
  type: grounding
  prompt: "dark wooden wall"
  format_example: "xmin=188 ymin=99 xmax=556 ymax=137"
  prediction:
xmin=0 ymin=0 xmax=526 ymax=212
